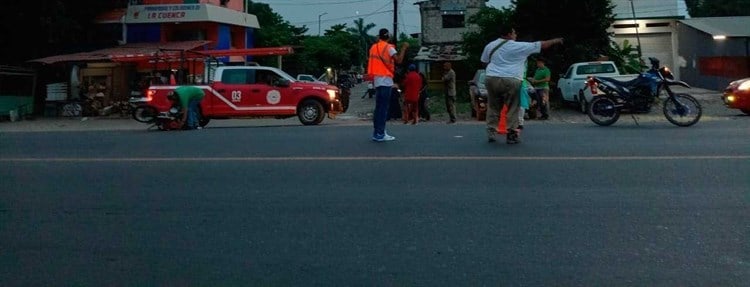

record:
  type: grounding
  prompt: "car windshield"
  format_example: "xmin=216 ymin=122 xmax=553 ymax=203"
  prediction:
xmin=576 ymin=64 xmax=616 ymax=75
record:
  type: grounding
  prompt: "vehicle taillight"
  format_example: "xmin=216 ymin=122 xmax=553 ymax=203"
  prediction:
xmin=146 ymin=90 xmax=156 ymax=101
xmin=587 ymin=76 xmax=598 ymax=94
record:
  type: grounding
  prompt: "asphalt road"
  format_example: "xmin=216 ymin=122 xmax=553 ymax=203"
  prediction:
xmin=1 ymin=120 xmax=749 ymax=286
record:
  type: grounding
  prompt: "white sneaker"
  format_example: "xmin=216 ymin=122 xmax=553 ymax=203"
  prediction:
xmin=382 ymin=134 xmax=396 ymax=141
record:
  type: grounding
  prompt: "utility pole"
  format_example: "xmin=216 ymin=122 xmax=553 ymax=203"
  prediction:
xmin=318 ymin=12 xmax=328 ymax=36
xmin=392 ymin=0 xmax=398 ymax=44
xmin=630 ymin=0 xmax=643 ymax=59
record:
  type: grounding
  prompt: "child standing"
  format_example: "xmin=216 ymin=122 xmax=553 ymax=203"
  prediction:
xmin=402 ymin=64 xmax=422 ymax=124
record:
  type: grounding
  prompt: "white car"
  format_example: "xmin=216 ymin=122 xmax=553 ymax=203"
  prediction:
xmin=557 ymin=61 xmax=638 ymax=113
xmin=296 ymin=74 xmax=327 ymax=84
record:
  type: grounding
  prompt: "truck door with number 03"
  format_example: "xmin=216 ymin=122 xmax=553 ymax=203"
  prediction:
xmin=211 ymin=68 xmax=254 ymax=116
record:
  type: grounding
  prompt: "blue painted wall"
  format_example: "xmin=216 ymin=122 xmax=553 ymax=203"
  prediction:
xmin=216 ymin=24 xmax=231 ymax=63
xmin=126 ymin=24 xmax=161 ymax=43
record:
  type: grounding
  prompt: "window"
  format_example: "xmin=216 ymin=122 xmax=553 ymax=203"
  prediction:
xmin=576 ymin=64 xmax=616 ymax=75
xmin=442 ymin=15 xmax=465 ymax=28
xmin=255 ymin=70 xmax=279 ymax=86
xmin=613 ymin=24 xmax=639 ymax=29
xmin=563 ymin=66 xmax=574 ymax=78
xmin=221 ymin=69 xmax=255 ymax=84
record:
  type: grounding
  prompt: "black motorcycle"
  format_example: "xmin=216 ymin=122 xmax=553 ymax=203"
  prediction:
xmin=586 ymin=57 xmax=702 ymax=127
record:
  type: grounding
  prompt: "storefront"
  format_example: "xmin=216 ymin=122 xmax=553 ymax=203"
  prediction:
xmin=26 ymin=1 xmax=263 ymax=117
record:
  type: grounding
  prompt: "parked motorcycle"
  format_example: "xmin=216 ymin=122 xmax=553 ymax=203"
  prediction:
xmin=130 ymin=91 xmax=159 ymax=123
xmin=586 ymin=57 xmax=702 ymax=127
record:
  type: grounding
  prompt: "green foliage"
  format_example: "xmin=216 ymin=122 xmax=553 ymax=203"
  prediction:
xmin=461 ymin=7 xmax=515 ymax=72
xmin=608 ymin=40 xmax=644 ymax=74
xmin=246 ymin=1 xmax=307 ymax=67
xmin=685 ymin=0 xmax=750 ymax=17
xmin=247 ymin=1 xmax=305 ymax=48
xmin=346 ymin=18 xmax=377 ymax=68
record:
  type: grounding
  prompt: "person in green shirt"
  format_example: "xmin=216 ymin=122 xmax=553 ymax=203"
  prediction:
xmin=167 ymin=86 xmax=205 ymax=130
xmin=528 ymin=56 xmax=551 ymax=120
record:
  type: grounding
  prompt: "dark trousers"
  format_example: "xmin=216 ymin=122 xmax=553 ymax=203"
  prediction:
xmin=186 ymin=99 xmax=201 ymax=129
xmin=419 ymin=91 xmax=430 ymax=120
xmin=389 ymin=89 xmax=402 ymax=120
xmin=372 ymin=86 xmax=392 ymax=137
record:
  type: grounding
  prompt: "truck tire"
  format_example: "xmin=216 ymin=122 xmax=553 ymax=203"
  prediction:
xmin=298 ymin=99 xmax=324 ymax=125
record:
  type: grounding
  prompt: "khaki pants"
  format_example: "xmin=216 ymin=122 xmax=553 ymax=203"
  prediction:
xmin=485 ymin=76 xmax=521 ymax=132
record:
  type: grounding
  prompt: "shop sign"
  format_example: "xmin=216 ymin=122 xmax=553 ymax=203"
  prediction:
xmin=127 ymin=4 xmax=203 ymax=23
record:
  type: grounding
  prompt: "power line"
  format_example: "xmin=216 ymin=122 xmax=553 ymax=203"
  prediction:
xmin=258 ymin=0 xmax=382 ymax=5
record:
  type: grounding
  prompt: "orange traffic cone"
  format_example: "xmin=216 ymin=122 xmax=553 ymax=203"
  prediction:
xmin=497 ymin=105 xmax=508 ymax=134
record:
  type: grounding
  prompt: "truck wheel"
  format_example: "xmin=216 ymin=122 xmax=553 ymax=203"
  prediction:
xmin=298 ymin=99 xmax=324 ymax=125
xmin=742 ymin=109 xmax=750 ymax=115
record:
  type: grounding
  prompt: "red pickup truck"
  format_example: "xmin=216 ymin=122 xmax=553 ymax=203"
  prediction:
xmin=143 ymin=65 xmax=343 ymax=126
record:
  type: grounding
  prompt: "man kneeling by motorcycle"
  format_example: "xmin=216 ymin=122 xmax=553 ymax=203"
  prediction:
xmin=167 ymin=86 xmax=205 ymax=130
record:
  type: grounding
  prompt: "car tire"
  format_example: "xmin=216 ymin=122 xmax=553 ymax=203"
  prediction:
xmin=298 ymin=99 xmax=325 ymax=125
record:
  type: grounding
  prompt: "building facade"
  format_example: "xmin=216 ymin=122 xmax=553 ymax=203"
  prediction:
xmin=413 ymin=0 xmax=487 ymax=86
xmin=608 ymin=0 xmax=689 ymax=80
xmin=676 ymin=17 xmax=750 ymax=91
xmin=29 ymin=0 xmax=261 ymax=116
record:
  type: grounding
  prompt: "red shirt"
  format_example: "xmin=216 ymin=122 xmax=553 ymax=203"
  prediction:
xmin=403 ymin=71 xmax=422 ymax=102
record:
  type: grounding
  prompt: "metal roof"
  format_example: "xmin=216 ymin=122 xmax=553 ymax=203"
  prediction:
xmin=414 ymin=44 xmax=466 ymax=62
xmin=28 ymin=41 xmax=212 ymax=65
xmin=679 ymin=16 xmax=750 ymax=37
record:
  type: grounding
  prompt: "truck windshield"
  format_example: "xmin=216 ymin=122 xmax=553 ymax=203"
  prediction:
xmin=576 ymin=64 xmax=616 ymax=75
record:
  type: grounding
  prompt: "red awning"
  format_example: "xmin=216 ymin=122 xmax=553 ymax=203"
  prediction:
xmin=109 ymin=46 xmax=296 ymax=63
xmin=28 ymin=41 xmax=212 ymax=65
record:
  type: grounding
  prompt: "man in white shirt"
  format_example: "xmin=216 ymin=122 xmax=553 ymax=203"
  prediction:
xmin=480 ymin=26 xmax=563 ymax=144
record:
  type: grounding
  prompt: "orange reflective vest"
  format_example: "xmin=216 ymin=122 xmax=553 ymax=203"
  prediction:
xmin=367 ymin=40 xmax=395 ymax=78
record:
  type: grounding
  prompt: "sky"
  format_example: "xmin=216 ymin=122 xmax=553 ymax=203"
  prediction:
xmin=256 ymin=0 xmax=513 ymax=36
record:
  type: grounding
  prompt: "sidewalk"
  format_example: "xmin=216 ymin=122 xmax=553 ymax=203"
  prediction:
xmin=0 ymin=85 xmax=737 ymax=133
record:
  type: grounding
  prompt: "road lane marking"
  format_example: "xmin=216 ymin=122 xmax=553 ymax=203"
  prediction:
xmin=1 ymin=155 xmax=749 ymax=162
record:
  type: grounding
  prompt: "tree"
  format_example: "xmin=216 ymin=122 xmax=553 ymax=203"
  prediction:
xmin=347 ymin=18 xmax=377 ymax=68
xmin=461 ymin=7 xmax=516 ymax=72
xmin=609 ymin=39 xmax=643 ymax=74
xmin=512 ymin=0 xmax=615 ymax=78
xmin=246 ymin=1 xmax=307 ymax=66
xmin=685 ymin=0 xmax=750 ymax=17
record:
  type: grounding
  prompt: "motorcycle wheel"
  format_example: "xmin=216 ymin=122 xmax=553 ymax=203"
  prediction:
xmin=587 ymin=96 xmax=620 ymax=126
xmin=663 ymin=93 xmax=701 ymax=127
xmin=132 ymin=105 xmax=158 ymax=123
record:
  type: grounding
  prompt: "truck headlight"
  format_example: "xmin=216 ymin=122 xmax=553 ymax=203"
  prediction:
xmin=327 ymin=89 xmax=337 ymax=101
xmin=726 ymin=95 xmax=736 ymax=102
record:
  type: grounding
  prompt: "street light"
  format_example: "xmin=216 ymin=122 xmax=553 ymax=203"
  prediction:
xmin=318 ymin=12 xmax=328 ymax=36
